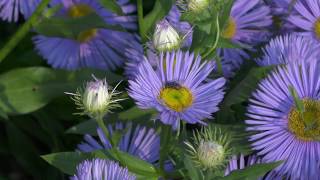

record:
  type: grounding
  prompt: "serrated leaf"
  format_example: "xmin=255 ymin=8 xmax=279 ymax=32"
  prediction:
xmin=0 ymin=67 xmax=122 ymax=115
xmin=221 ymin=161 xmax=283 ymax=180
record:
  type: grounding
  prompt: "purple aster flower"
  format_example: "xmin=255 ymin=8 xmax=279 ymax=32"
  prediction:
xmin=256 ymin=34 xmax=320 ymax=66
xmin=267 ymin=0 xmax=299 ymax=34
xmin=246 ymin=61 xmax=320 ymax=179
xmin=225 ymin=154 xmax=261 ymax=176
xmin=288 ymin=0 xmax=320 ymax=42
xmin=128 ymin=51 xmax=226 ymax=128
xmin=71 ymin=159 xmax=136 ymax=180
xmin=33 ymin=0 xmax=138 ymax=70
xmin=78 ymin=123 xmax=159 ymax=164
xmin=219 ymin=0 xmax=272 ymax=77
xmin=0 ymin=0 xmax=41 ymax=22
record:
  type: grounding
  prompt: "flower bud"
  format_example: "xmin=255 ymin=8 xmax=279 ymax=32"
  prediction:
xmin=197 ymin=140 xmax=225 ymax=169
xmin=153 ymin=20 xmax=181 ymax=52
xmin=185 ymin=126 xmax=232 ymax=170
xmin=67 ymin=78 xmax=122 ymax=118
xmin=187 ymin=0 xmax=209 ymax=13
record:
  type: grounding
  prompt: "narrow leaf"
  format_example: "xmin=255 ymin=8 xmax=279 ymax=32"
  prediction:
xmin=289 ymin=86 xmax=305 ymax=113
xmin=99 ymin=0 xmax=123 ymax=15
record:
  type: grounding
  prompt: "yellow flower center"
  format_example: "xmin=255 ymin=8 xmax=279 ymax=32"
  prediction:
xmin=288 ymin=99 xmax=320 ymax=141
xmin=221 ymin=18 xmax=237 ymax=39
xmin=77 ymin=29 xmax=98 ymax=43
xmin=68 ymin=4 xmax=97 ymax=43
xmin=314 ymin=19 xmax=320 ymax=40
xmin=159 ymin=84 xmax=193 ymax=112
xmin=68 ymin=4 xmax=94 ymax=18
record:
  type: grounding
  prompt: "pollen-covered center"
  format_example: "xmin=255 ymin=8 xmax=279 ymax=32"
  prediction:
xmin=288 ymin=99 xmax=320 ymax=141
xmin=221 ymin=18 xmax=237 ymax=39
xmin=159 ymin=83 xmax=193 ymax=112
xmin=68 ymin=4 xmax=97 ymax=43
xmin=314 ymin=19 xmax=320 ymax=40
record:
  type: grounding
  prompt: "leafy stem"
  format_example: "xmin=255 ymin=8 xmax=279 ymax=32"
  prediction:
xmin=0 ymin=0 xmax=51 ymax=63
xmin=137 ymin=0 xmax=144 ymax=39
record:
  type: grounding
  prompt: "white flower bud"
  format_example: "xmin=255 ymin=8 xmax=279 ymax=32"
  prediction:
xmin=185 ymin=126 xmax=232 ymax=170
xmin=197 ymin=140 xmax=225 ymax=169
xmin=188 ymin=0 xmax=209 ymax=13
xmin=67 ymin=78 xmax=122 ymax=118
xmin=153 ymin=20 xmax=181 ymax=52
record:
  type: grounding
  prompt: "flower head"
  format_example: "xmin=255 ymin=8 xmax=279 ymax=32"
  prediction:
xmin=153 ymin=19 xmax=181 ymax=52
xmin=246 ymin=61 xmax=320 ymax=179
xmin=68 ymin=78 xmax=123 ymax=118
xmin=288 ymin=0 xmax=320 ymax=42
xmin=0 ymin=0 xmax=40 ymax=22
xmin=256 ymin=34 xmax=320 ymax=66
xmin=224 ymin=154 xmax=261 ymax=176
xmin=218 ymin=0 xmax=272 ymax=77
xmin=33 ymin=0 xmax=137 ymax=70
xmin=71 ymin=159 xmax=136 ymax=180
xmin=128 ymin=51 xmax=226 ymax=128
xmin=185 ymin=126 xmax=232 ymax=170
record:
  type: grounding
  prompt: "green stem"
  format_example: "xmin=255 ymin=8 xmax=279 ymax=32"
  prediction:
xmin=96 ymin=116 xmax=115 ymax=147
xmin=0 ymin=0 xmax=51 ymax=63
xmin=159 ymin=124 xmax=172 ymax=179
xmin=202 ymin=16 xmax=220 ymax=60
xmin=137 ymin=0 xmax=144 ymax=39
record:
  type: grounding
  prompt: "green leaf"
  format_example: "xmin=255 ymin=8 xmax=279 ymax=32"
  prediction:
xmin=160 ymin=125 xmax=173 ymax=170
xmin=0 ymin=107 xmax=8 ymax=120
xmin=217 ymin=38 xmax=243 ymax=49
xmin=221 ymin=161 xmax=283 ymax=180
xmin=66 ymin=119 xmax=98 ymax=135
xmin=118 ymin=106 xmax=157 ymax=121
xmin=0 ymin=67 xmax=122 ymax=115
xmin=41 ymin=151 xmax=110 ymax=175
xmin=112 ymin=150 xmax=159 ymax=178
xmin=66 ymin=114 xmax=118 ymax=135
xmin=140 ymin=0 xmax=173 ymax=42
xmin=35 ymin=13 xmax=125 ymax=39
xmin=98 ymin=0 xmax=123 ymax=15
xmin=183 ymin=155 xmax=204 ymax=180
xmin=220 ymin=0 xmax=234 ymax=27
xmin=223 ymin=66 xmax=274 ymax=107
xmin=7 ymin=122 xmax=46 ymax=179
xmin=289 ymin=86 xmax=304 ymax=113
